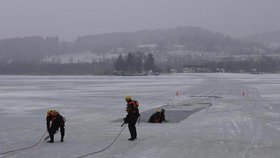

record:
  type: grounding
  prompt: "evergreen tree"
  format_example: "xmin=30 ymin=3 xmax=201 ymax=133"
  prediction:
xmin=144 ymin=53 xmax=156 ymax=71
xmin=115 ymin=54 xmax=124 ymax=71
xmin=134 ymin=52 xmax=143 ymax=73
xmin=126 ymin=52 xmax=135 ymax=72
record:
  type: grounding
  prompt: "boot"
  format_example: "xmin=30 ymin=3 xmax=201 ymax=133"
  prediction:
xmin=48 ymin=135 xmax=54 ymax=143
xmin=128 ymin=138 xmax=135 ymax=141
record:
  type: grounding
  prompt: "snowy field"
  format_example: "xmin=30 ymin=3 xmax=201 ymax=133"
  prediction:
xmin=0 ymin=73 xmax=280 ymax=158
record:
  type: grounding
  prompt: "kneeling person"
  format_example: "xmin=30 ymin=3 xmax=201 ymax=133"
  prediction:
xmin=148 ymin=109 xmax=167 ymax=123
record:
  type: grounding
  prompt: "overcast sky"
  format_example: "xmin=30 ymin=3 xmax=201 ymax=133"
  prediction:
xmin=0 ymin=0 xmax=279 ymax=41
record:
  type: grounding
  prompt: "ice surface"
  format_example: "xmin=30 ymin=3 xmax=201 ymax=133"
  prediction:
xmin=1 ymin=73 xmax=280 ymax=158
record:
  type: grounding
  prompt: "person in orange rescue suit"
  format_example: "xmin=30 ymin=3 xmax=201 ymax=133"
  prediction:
xmin=123 ymin=96 xmax=140 ymax=141
xmin=46 ymin=109 xmax=65 ymax=143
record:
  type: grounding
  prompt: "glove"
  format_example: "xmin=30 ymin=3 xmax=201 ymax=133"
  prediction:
xmin=123 ymin=117 xmax=128 ymax=123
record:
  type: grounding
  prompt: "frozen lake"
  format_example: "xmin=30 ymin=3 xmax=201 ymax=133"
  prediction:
xmin=1 ymin=73 xmax=280 ymax=158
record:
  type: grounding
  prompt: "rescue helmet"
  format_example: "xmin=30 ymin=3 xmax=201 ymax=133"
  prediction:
xmin=156 ymin=108 xmax=161 ymax=112
xmin=47 ymin=109 xmax=57 ymax=116
xmin=124 ymin=96 xmax=132 ymax=101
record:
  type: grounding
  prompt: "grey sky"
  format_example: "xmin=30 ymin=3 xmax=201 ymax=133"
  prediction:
xmin=0 ymin=0 xmax=279 ymax=41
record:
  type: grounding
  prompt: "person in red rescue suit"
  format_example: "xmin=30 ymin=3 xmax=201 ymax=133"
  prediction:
xmin=46 ymin=109 xmax=65 ymax=143
xmin=123 ymin=96 xmax=140 ymax=141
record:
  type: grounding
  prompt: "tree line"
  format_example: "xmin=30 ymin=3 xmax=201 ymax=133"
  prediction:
xmin=0 ymin=52 xmax=159 ymax=75
xmin=0 ymin=60 xmax=113 ymax=75
xmin=0 ymin=52 xmax=280 ymax=75
xmin=114 ymin=52 xmax=159 ymax=75
xmin=206 ymin=56 xmax=280 ymax=73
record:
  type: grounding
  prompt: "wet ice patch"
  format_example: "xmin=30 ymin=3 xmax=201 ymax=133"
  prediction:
xmin=113 ymin=96 xmax=213 ymax=123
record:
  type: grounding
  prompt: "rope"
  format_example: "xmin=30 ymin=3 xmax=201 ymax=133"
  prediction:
xmin=0 ymin=130 xmax=47 ymax=156
xmin=76 ymin=124 xmax=127 ymax=158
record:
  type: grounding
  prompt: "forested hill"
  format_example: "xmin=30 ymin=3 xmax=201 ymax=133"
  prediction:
xmin=0 ymin=26 xmax=268 ymax=63
xmin=74 ymin=26 xmax=267 ymax=54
